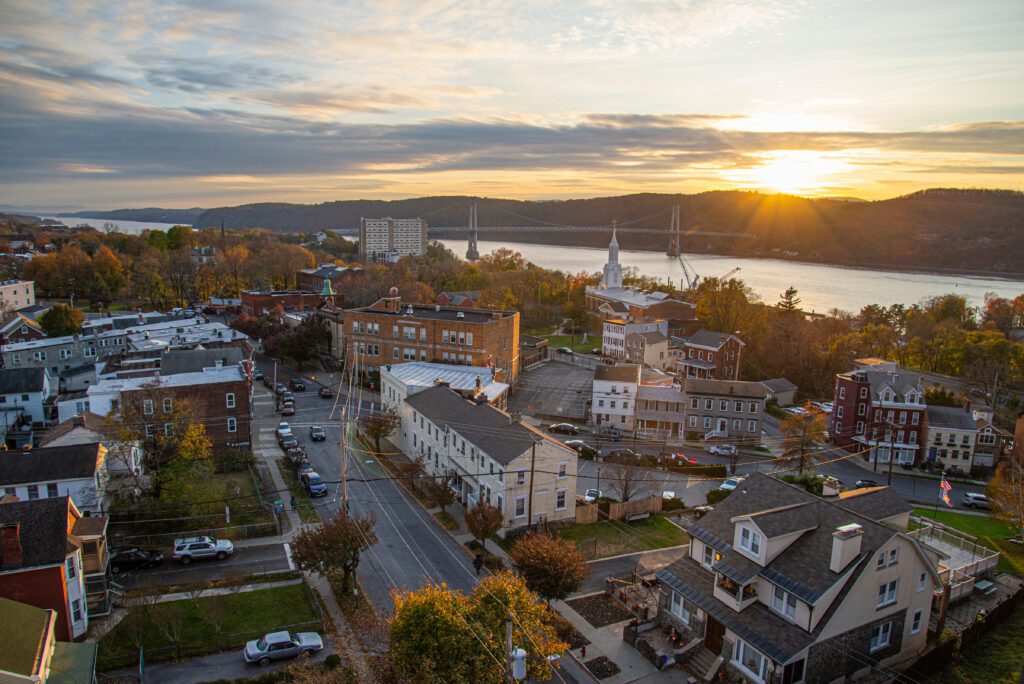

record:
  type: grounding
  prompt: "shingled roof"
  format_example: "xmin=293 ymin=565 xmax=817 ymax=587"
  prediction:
xmin=0 ymin=443 xmax=104 ymax=486
xmin=0 ymin=368 xmax=47 ymax=395
xmin=0 ymin=497 xmax=75 ymax=570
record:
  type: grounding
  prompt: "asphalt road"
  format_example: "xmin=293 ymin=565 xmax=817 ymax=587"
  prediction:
xmin=117 ymin=543 xmax=292 ymax=590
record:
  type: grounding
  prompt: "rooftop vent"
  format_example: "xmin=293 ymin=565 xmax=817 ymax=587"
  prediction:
xmin=456 ymin=311 xmax=465 ymax=319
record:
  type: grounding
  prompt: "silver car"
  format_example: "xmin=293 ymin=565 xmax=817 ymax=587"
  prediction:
xmin=172 ymin=536 xmax=235 ymax=564
xmin=244 ymin=631 xmax=324 ymax=666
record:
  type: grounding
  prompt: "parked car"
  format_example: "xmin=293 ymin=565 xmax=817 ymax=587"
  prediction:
xmin=670 ymin=451 xmax=699 ymax=463
xmin=172 ymin=536 xmax=234 ymax=564
xmin=281 ymin=391 xmax=295 ymax=404
xmin=595 ymin=427 xmax=621 ymax=441
xmin=548 ymin=422 xmax=579 ymax=435
xmin=719 ymin=476 xmax=746 ymax=492
xmin=818 ymin=402 xmax=834 ymax=413
xmin=252 ymin=369 xmax=264 ymax=380
xmin=289 ymin=378 xmax=306 ymax=391
xmin=854 ymin=479 xmax=879 ymax=489
xmin=275 ymin=383 xmax=287 ymax=395
xmin=244 ymin=631 xmax=324 ymax=666
xmin=961 ymin=492 xmax=991 ymax=509
xmin=309 ymin=425 xmax=326 ymax=441
xmin=708 ymin=444 xmax=737 ymax=457
xmin=110 ymin=547 xmax=164 ymax=574
xmin=263 ymin=376 xmax=275 ymax=389
xmin=300 ymin=471 xmax=328 ymax=497
xmin=590 ymin=348 xmax=601 ymax=355
xmin=786 ymin=406 xmax=809 ymax=415
xmin=296 ymin=461 xmax=315 ymax=476
xmin=319 ymin=387 xmax=334 ymax=398
xmin=556 ymin=347 xmax=573 ymax=355
xmin=583 ymin=489 xmax=603 ymax=503
xmin=280 ymin=434 xmax=298 ymax=449
xmin=565 ymin=440 xmax=598 ymax=459
xmin=276 ymin=422 xmax=292 ymax=439
xmin=280 ymin=402 xmax=295 ymax=416
xmin=607 ymin=447 xmax=640 ymax=461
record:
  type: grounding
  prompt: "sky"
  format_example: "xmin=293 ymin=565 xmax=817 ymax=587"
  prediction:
xmin=1 ymin=0 xmax=1022 ymax=209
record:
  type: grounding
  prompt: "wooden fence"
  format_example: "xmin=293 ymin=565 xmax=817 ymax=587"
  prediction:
xmin=576 ymin=495 xmax=663 ymax=524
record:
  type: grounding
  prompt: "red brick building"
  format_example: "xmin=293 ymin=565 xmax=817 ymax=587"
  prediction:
xmin=345 ymin=291 xmax=520 ymax=383
xmin=670 ymin=329 xmax=744 ymax=380
xmin=240 ymin=290 xmax=325 ymax=318
xmin=0 ymin=312 xmax=45 ymax=346
xmin=295 ymin=264 xmax=363 ymax=293
xmin=831 ymin=363 xmax=927 ymax=466
xmin=436 ymin=291 xmax=480 ymax=308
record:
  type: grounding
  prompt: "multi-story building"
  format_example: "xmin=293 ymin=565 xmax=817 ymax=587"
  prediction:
xmin=625 ymin=331 xmax=670 ymax=370
xmin=344 ymin=292 xmax=520 ymax=382
xmin=0 ymin=280 xmax=35 ymax=312
xmin=972 ymin=404 xmax=1011 ymax=473
xmin=0 ymin=596 xmax=99 ymax=683
xmin=240 ymin=290 xmax=324 ymax=318
xmin=295 ymin=264 xmax=364 ymax=292
xmin=671 ymin=330 xmax=745 ymax=380
xmin=634 ymin=384 xmax=686 ymax=438
xmin=0 ymin=367 xmax=56 ymax=427
xmin=924 ymin=406 xmax=979 ymax=473
xmin=401 ymin=385 xmax=577 ymax=532
xmin=41 ymin=413 xmax=144 ymax=485
xmin=831 ymin=366 xmax=927 ymax=466
xmin=0 ymin=442 xmax=109 ymax=515
xmin=87 ymin=361 xmax=252 ymax=450
xmin=381 ymin=362 xmax=510 ymax=413
xmin=0 ymin=496 xmax=112 ymax=640
xmin=592 ymin=364 xmax=641 ymax=431
xmin=0 ymin=312 xmax=45 ymax=346
xmin=683 ymin=378 xmax=768 ymax=440
xmin=602 ymin=318 xmax=668 ymax=360
xmin=656 ymin=473 xmax=941 ymax=684
xmin=359 ymin=217 xmax=428 ymax=262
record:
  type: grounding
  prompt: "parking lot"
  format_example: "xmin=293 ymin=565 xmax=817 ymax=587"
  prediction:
xmin=510 ymin=360 xmax=593 ymax=421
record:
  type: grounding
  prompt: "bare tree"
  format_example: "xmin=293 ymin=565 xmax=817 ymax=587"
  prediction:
xmin=202 ymin=598 xmax=230 ymax=635
xmin=602 ymin=456 xmax=652 ymax=502
xmin=184 ymin=586 xmax=206 ymax=609
xmin=156 ymin=602 xmax=187 ymax=645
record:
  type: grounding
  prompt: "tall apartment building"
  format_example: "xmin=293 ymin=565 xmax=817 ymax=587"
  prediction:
xmin=344 ymin=291 xmax=520 ymax=382
xmin=831 ymin=363 xmax=927 ymax=466
xmin=359 ymin=217 xmax=428 ymax=262
xmin=0 ymin=279 xmax=35 ymax=312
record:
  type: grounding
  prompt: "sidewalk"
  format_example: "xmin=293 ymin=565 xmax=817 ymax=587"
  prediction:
xmin=123 ymin=578 xmax=303 ymax=606
xmin=553 ymin=595 xmax=659 ymax=684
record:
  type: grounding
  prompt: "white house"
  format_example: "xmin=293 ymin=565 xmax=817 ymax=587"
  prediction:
xmin=402 ymin=385 xmax=577 ymax=532
xmin=0 ymin=442 xmax=109 ymax=514
xmin=602 ymin=318 xmax=668 ymax=360
xmin=591 ymin=364 xmax=641 ymax=431
xmin=0 ymin=367 xmax=55 ymax=427
xmin=41 ymin=412 xmax=144 ymax=484
xmin=380 ymin=361 xmax=509 ymax=414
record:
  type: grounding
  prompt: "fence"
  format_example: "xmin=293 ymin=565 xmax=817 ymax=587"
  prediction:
xmin=108 ymin=521 xmax=279 ymax=548
xmin=576 ymin=495 xmax=664 ymax=524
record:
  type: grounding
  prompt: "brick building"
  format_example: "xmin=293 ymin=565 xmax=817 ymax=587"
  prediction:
xmin=436 ymin=291 xmax=480 ymax=308
xmin=344 ymin=291 xmax=520 ymax=382
xmin=670 ymin=329 xmax=745 ymax=380
xmin=295 ymin=264 xmax=364 ymax=292
xmin=683 ymin=377 xmax=769 ymax=440
xmin=831 ymin=364 xmax=926 ymax=466
xmin=240 ymin=290 xmax=324 ymax=318
xmin=0 ymin=312 xmax=45 ymax=346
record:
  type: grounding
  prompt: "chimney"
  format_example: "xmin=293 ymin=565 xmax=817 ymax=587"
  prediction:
xmin=215 ymin=358 xmax=224 ymax=368
xmin=508 ymin=411 xmax=522 ymax=425
xmin=1 ymin=523 xmax=23 ymax=568
xmin=830 ymin=523 xmax=864 ymax=573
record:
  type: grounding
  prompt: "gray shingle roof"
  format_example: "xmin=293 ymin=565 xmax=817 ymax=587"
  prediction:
xmin=405 ymin=386 xmax=547 ymax=466
xmin=160 ymin=348 xmax=243 ymax=375
xmin=761 ymin=378 xmax=798 ymax=393
xmin=835 ymin=487 xmax=912 ymax=522
xmin=683 ymin=378 xmax=769 ymax=399
xmin=0 ymin=497 xmax=73 ymax=570
xmin=676 ymin=329 xmax=743 ymax=349
xmin=740 ymin=503 xmax=817 ymax=538
xmin=863 ymin=369 xmax=925 ymax=401
xmin=594 ymin=364 xmax=641 ymax=383
xmin=926 ymin=406 xmax=979 ymax=431
xmin=0 ymin=443 xmax=103 ymax=485
xmin=0 ymin=368 xmax=46 ymax=395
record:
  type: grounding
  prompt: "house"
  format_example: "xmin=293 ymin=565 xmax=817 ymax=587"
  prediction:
xmin=437 ymin=291 xmax=481 ymax=308
xmin=0 ymin=496 xmax=113 ymax=640
xmin=0 ymin=279 xmax=35 ymax=312
xmin=41 ymin=413 xmax=144 ymax=485
xmin=0 ymin=443 xmax=109 ymax=515
xmin=381 ymin=361 xmax=510 ymax=412
xmin=671 ymin=330 xmax=745 ymax=381
xmin=0 ymin=596 xmax=98 ymax=684
xmin=831 ymin=367 xmax=926 ymax=466
xmin=761 ymin=378 xmax=798 ymax=407
xmin=625 ymin=330 xmax=671 ymax=370
xmin=344 ymin=291 xmax=520 ymax=383
xmin=683 ymin=378 xmax=769 ymax=441
xmin=0 ymin=312 xmax=45 ymax=345
xmin=655 ymin=473 xmax=942 ymax=684
xmin=240 ymin=290 xmax=323 ymax=318
xmin=972 ymin=416 xmax=1011 ymax=474
xmin=924 ymin=406 xmax=979 ymax=473
xmin=519 ymin=335 xmax=549 ymax=368
xmin=402 ymin=385 xmax=577 ymax=532
xmin=592 ymin=364 xmax=642 ymax=431
xmin=0 ymin=367 xmax=55 ymax=425
xmin=603 ymin=318 xmax=668 ymax=360
xmin=635 ymin=384 xmax=687 ymax=438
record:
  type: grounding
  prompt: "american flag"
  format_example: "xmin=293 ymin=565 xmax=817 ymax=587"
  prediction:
xmin=940 ymin=474 xmax=953 ymax=507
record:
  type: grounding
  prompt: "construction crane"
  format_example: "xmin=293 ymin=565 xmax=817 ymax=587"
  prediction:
xmin=670 ymin=205 xmax=742 ymax=290
xmin=718 ymin=267 xmax=741 ymax=281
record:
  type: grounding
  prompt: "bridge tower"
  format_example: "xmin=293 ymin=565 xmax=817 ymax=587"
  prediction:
xmin=466 ymin=201 xmax=480 ymax=261
xmin=666 ymin=204 xmax=681 ymax=256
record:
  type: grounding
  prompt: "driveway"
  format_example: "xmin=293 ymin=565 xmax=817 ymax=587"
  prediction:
xmin=117 ymin=543 xmax=292 ymax=590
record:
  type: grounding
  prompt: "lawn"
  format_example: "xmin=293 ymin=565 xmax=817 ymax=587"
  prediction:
xmin=276 ymin=460 xmax=324 ymax=524
xmin=527 ymin=327 xmax=597 ymax=354
xmin=912 ymin=508 xmax=1023 ymax=577
xmin=98 ymin=583 xmax=321 ymax=671
xmin=557 ymin=515 xmax=688 ymax=559
xmin=938 ymin=604 xmax=1024 ymax=684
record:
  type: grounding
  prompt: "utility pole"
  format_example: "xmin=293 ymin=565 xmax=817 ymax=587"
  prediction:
xmin=886 ymin=424 xmax=896 ymax=486
xmin=527 ymin=440 xmax=537 ymax=529
xmin=505 ymin=617 xmax=514 ymax=684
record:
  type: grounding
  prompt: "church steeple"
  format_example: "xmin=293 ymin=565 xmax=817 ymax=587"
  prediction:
xmin=600 ymin=219 xmax=623 ymax=290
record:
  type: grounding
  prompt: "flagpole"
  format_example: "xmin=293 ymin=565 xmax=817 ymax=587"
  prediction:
xmin=932 ymin=471 xmax=943 ymax=526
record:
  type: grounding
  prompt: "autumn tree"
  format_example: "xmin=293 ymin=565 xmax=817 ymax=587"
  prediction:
xmin=987 ymin=457 xmax=1024 ymax=535
xmin=38 ymin=304 xmax=84 ymax=336
xmin=692 ymin=277 xmax=757 ymax=333
xmin=290 ymin=512 xmax=378 ymax=594
xmin=465 ymin=501 xmax=504 ymax=555
xmin=426 ymin=475 xmax=457 ymax=514
xmin=602 ymin=456 xmax=652 ymax=502
xmin=509 ymin=533 xmax=587 ymax=602
xmin=925 ymin=385 xmax=961 ymax=407
xmin=778 ymin=404 xmax=829 ymax=475
xmin=360 ymin=406 xmax=400 ymax=455
xmin=177 ymin=422 xmax=213 ymax=462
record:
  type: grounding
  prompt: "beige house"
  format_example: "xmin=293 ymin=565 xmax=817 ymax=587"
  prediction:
xmin=656 ymin=474 xmax=943 ymax=683
xmin=625 ymin=330 xmax=671 ymax=370
xmin=403 ymin=385 xmax=577 ymax=533
xmin=924 ymin=406 xmax=979 ymax=474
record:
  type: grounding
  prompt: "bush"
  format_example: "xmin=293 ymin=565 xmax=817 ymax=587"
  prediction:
xmin=483 ymin=554 xmax=505 ymax=571
xmin=214 ymin=448 xmax=255 ymax=473
xmin=706 ymin=489 xmax=732 ymax=506
xmin=662 ymin=498 xmax=687 ymax=512
xmin=324 ymin=654 xmax=343 ymax=670
xmin=781 ymin=472 xmax=825 ymax=496
xmin=666 ymin=463 xmax=728 ymax=477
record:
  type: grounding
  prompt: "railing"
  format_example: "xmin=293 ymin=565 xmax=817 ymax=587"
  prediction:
xmin=704 ymin=429 xmax=726 ymax=440
xmin=909 ymin=524 xmax=1001 ymax=578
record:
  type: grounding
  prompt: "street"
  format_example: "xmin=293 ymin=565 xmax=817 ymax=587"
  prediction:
xmin=118 ymin=543 xmax=292 ymax=590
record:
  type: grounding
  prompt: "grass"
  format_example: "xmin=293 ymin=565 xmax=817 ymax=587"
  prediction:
xmin=434 ymin=511 xmax=458 ymax=531
xmin=98 ymin=583 xmax=320 ymax=670
xmin=124 ymin=571 xmax=302 ymax=598
xmin=542 ymin=334 xmax=597 ymax=354
xmin=938 ymin=605 xmax=1024 ymax=684
xmin=556 ymin=515 xmax=688 ymax=559
xmin=276 ymin=460 xmax=323 ymax=525
xmin=912 ymin=508 xmax=1024 ymax=577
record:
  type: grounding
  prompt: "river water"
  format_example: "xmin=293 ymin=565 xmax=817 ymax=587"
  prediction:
xmin=41 ymin=217 xmax=1024 ymax=313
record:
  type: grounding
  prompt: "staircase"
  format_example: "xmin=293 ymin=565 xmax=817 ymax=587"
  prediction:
xmin=685 ymin=648 xmax=723 ymax=681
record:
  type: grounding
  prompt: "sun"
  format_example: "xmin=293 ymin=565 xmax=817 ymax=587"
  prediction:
xmin=729 ymin=150 xmax=849 ymax=195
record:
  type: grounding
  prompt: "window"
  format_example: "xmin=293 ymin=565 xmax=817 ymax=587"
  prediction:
xmin=688 ymin=415 xmax=697 ymax=427
xmin=226 ymin=392 xmax=236 ymax=408
xmin=558 ymin=463 xmax=568 ymax=479
xmin=740 ymin=527 xmax=762 ymax=555
xmin=747 ymin=420 xmax=756 ymax=432
xmin=163 ymin=397 xmax=173 ymax=414
xmin=856 ymin=420 xmax=865 ymax=434
xmin=876 ymin=552 xmax=886 ymax=570
xmin=911 ymin=609 xmax=923 ymax=634
xmin=918 ymin=572 xmax=927 ymax=592
xmin=517 ymin=471 xmax=526 ymax=485
xmin=514 ymin=496 xmax=526 ymax=518
xmin=870 ymin=621 xmax=892 ymax=651
xmin=704 ymin=399 xmax=712 ymax=410
xmin=145 ymin=424 xmax=154 ymax=438
xmin=877 ymin=580 xmax=898 ymax=607
xmin=839 ymin=387 xmax=846 ymax=400
xmin=66 ymin=557 xmax=76 ymax=579
xmin=27 ymin=484 xmax=39 ymax=499
xmin=10 ymin=353 xmax=19 ymax=365
xmin=84 ymin=346 xmax=95 ymax=358
xmin=719 ymin=400 xmax=727 ymax=411
xmin=670 ymin=591 xmax=690 ymax=623
xmin=143 ymin=399 xmax=154 ymax=415
xmin=59 ymin=348 xmax=72 ymax=360
xmin=702 ymin=545 xmax=720 ymax=568
xmin=858 ymin=404 xmax=866 ymax=416
xmin=556 ymin=489 xmax=567 ymax=511
xmin=33 ymin=350 xmax=46 ymax=361
xmin=703 ymin=417 xmax=711 ymax=429
xmin=733 ymin=419 xmax=741 ymax=430
xmin=836 ymin=406 xmax=844 ymax=418
xmin=227 ymin=417 xmax=237 ymax=433
xmin=734 ymin=401 xmax=742 ymax=412
xmin=164 ymin=423 xmax=174 ymax=436
xmin=772 ymin=586 xmax=797 ymax=619
xmin=748 ymin=401 xmax=757 ymax=413
xmin=733 ymin=639 xmax=768 ymax=681
xmin=598 ymin=399 xmax=604 ymax=408
xmin=71 ymin=599 xmax=82 ymax=623
xmin=889 ymin=548 xmax=899 ymax=565
xmin=47 ymin=483 xmax=58 ymax=497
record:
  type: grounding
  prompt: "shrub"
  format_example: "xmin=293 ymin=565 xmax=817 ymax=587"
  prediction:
xmin=662 ymin=498 xmax=687 ymax=512
xmin=324 ymin=653 xmax=343 ymax=670
xmin=666 ymin=463 xmax=727 ymax=477
xmin=782 ymin=472 xmax=825 ymax=496
xmin=706 ymin=489 xmax=732 ymax=506
xmin=214 ymin=448 xmax=255 ymax=473
xmin=483 ymin=554 xmax=505 ymax=572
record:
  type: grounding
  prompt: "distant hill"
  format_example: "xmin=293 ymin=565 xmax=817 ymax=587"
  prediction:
xmin=192 ymin=189 xmax=1024 ymax=275
xmin=59 ymin=207 xmax=206 ymax=224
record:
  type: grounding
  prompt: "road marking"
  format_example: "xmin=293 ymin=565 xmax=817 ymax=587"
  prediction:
xmin=284 ymin=543 xmax=295 ymax=571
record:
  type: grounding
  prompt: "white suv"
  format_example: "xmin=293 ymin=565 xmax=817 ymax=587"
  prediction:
xmin=172 ymin=536 xmax=235 ymax=564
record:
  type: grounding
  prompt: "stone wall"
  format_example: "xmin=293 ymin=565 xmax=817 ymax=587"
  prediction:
xmin=806 ymin=609 xmax=907 ymax=683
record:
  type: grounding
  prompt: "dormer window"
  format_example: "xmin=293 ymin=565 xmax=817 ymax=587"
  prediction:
xmin=702 ymin=545 xmax=721 ymax=569
xmin=740 ymin=527 xmax=762 ymax=556
xmin=881 ymin=390 xmax=894 ymax=402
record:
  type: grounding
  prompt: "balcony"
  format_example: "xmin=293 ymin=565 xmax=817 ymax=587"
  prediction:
xmin=713 ymin=575 xmax=757 ymax=611
xmin=908 ymin=524 xmax=1000 ymax=603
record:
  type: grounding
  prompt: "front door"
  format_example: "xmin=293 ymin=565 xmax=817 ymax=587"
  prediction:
xmin=705 ymin=616 xmax=725 ymax=655
xmin=717 ymin=417 xmax=727 ymax=434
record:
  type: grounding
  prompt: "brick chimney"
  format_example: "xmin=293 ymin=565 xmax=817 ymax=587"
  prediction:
xmin=1 ymin=523 xmax=23 ymax=568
